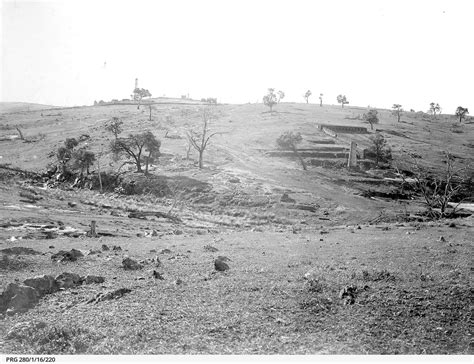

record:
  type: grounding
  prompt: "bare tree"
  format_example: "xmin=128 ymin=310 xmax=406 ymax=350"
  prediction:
xmin=187 ymin=109 xmax=219 ymax=169
xmin=319 ymin=93 xmax=323 ymax=107
xmin=304 ymin=90 xmax=312 ymax=104
xmin=396 ymin=152 xmax=472 ymax=218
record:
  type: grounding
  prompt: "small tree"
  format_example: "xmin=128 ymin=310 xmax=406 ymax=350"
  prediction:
xmin=105 ymin=117 xmax=123 ymax=139
xmin=71 ymin=148 xmax=96 ymax=176
xmin=366 ymin=133 xmax=392 ymax=167
xmin=277 ymin=90 xmax=285 ymax=103
xmin=187 ymin=109 xmax=219 ymax=169
xmin=337 ymin=95 xmax=349 ymax=108
xmin=392 ymin=104 xmax=403 ymax=123
xmin=133 ymin=88 xmax=152 ymax=109
xmin=319 ymin=93 xmax=323 ymax=107
xmin=429 ymin=102 xmax=442 ymax=118
xmin=304 ymin=90 xmax=312 ymax=104
xmin=56 ymin=138 xmax=79 ymax=173
xmin=364 ymin=109 xmax=379 ymax=130
xmin=276 ymin=131 xmax=307 ymax=170
xmin=396 ymin=152 xmax=472 ymax=218
xmin=142 ymin=133 xmax=161 ymax=175
xmin=110 ymin=131 xmax=160 ymax=172
xmin=455 ymin=106 xmax=469 ymax=123
xmin=263 ymin=88 xmax=278 ymax=113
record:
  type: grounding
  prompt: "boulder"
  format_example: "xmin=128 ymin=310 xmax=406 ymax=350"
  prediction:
xmin=101 ymin=244 xmax=110 ymax=251
xmin=55 ymin=272 xmax=82 ymax=289
xmin=122 ymin=258 xmax=142 ymax=270
xmin=112 ymin=246 xmax=122 ymax=251
xmin=214 ymin=259 xmax=230 ymax=272
xmin=23 ymin=275 xmax=58 ymax=296
xmin=1 ymin=283 xmax=40 ymax=315
xmin=87 ymin=288 xmax=132 ymax=304
xmin=280 ymin=193 xmax=296 ymax=203
xmin=152 ymin=270 xmax=164 ymax=280
xmin=84 ymin=275 xmax=105 ymax=284
xmin=51 ymin=249 xmax=84 ymax=262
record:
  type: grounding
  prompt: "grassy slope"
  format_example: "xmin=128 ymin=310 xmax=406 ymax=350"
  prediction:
xmin=0 ymin=101 xmax=473 ymax=354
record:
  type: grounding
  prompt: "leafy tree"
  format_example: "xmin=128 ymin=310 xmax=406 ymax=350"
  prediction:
xmin=133 ymin=88 xmax=152 ymax=109
xmin=429 ymin=102 xmax=441 ymax=117
xmin=142 ymin=133 xmax=161 ymax=175
xmin=277 ymin=90 xmax=285 ymax=103
xmin=337 ymin=95 xmax=349 ymax=108
xmin=56 ymin=138 xmax=79 ymax=173
xmin=364 ymin=109 xmax=379 ymax=130
xmin=455 ymin=106 xmax=469 ymax=123
xmin=392 ymin=104 xmax=403 ymax=123
xmin=187 ymin=109 xmax=219 ymax=169
xmin=276 ymin=131 xmax=307 ymax=170
xmin=110 ymin=131 xmax=161 ymax=172
xmin=105 ymin=117 xmax=123 ymax=139
xmin=263 ymin=88 xmax=278 ymax=113
xmin=71 ymin=148 xmax=96 ymax=176
xmin=319 ymin=93 xmax=323 ymax=107
xmin=304 ymin=90 xmax=312 ymax=104
xmin=366 ymin=133 xmax=392 ymax=167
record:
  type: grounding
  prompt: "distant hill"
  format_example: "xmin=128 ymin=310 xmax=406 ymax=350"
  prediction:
xmin=0 ymin=102 xmax=59 ymax=114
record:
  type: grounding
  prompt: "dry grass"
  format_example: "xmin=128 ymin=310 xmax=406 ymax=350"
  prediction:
xmin=0 ymin=224 xmax=471 ymax=354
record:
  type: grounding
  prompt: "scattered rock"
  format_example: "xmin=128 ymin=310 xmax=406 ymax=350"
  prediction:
xmin=152 ymin=271 xmax=164 ymax=280
xmin=173 ymin=229 xmax=183 ymax=235
xmin=280 ymin=193 xmax=296 ymax=203
xmin=160 ymin=248 xmax=172 ymax=254
xmin=229 ymin=177 xmax=240 ymax=183
xmin=87 ymin=288 xmax=132 ymax=304
xmin=6 ymin=320 xmax=47 ymax=340
xmin=23 ymin=275 xmax=58 ymax=296
xmin=85 ymin=249 xmax=101 ymax=256
xmin=214 ymin=259 xmax=230 ymax=272
xmin=49 ymin=246 xmax=55 ymax=249
xmin=1 ymin=283 xmax=40 ymax=315
xmin=67 ymin=202 xmax=77 ymax=208
xmin=216 ymin=256 xmax=231 ymax=262
xmin=320 ymin=230 xmax=329 ymax=235
xmin=149 ymin=249 xmax=157 ymax=253
xmin=113 ymin=245 xmax=122 ymax=251
xmin=203 ymin=245 xmax=218 ymax=252
xmin=55 ymin=272 xmax=82 ymax=289
xmin=438 ymin=236 xmax=446 ymax=242
xmin=122 ymin=257 xmax=142 ymax=270
xmin=101 ymin=244 xmax=110 ymax=251
xmin=84 ymin=275 xmax=105 ymax=284
xmin=357 ymin=226 xmax=361 ymax=230
xmin=150 ymin=256 xmax=161 ymax=267
xmin=448 ymin=222 xmax=456 ymax=228
xmin=175 ymin=278 xmax=183 ymax=285
xmin=339 ymin=285 xmax=358 ymax=305
xmin=51 ymin=249 xmax=84 ymax=263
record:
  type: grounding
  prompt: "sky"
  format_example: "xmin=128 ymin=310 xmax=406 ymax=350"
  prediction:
xmin=1 ymin=0 xmax=473 ymax=113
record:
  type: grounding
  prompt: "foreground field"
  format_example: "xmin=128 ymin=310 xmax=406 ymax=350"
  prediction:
xmin=0 ymin=219 xmax=472 ymax=354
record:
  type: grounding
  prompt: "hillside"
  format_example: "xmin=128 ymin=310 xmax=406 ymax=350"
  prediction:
xmin=0 ymin=102 xmax=59 ymax=114
xmin=0 ymin=101 xmax=472 ymax=354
